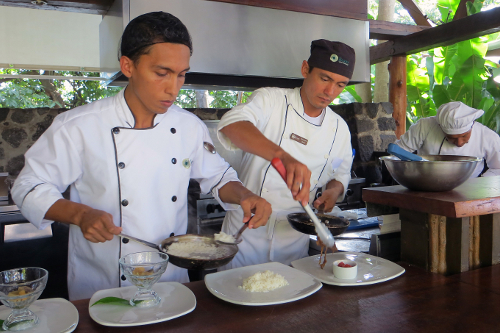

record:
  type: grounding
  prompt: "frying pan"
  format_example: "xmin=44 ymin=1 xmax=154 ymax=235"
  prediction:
xmin=287 ymin=213 xmax=350 ymax=236
xmin=119 ymin=233 xmax=238 ymax=270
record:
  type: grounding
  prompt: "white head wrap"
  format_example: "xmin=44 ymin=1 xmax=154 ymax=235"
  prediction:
xmin=436 ymin=101 xmax=484 ymax=135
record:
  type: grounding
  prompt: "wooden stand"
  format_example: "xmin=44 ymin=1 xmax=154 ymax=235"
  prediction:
xmin=363 ymin=176 xmax=500 ymax=274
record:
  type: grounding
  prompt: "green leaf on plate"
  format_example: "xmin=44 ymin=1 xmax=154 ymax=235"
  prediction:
xmin=90 ymin=296 xmax=144 ymax=307
xmin=0 ymin=319 xmax=36 ymax=331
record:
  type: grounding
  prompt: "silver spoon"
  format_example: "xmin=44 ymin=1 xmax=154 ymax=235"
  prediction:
xmin=215 ymin=223 xmax=248 ymax=245
xmin=203 ymin=141 xmax=216 ymax=154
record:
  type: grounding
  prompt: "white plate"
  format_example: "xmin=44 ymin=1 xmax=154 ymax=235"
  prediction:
xmin=88 ymin=282 xmax=196 ymax=327
xmin=0 ymin=298 xmax=79 ymax=333
xmin=291 ymin=252 xmax=405 ymax=286
xmin=204 ymin=262 xmax=322 ymax=306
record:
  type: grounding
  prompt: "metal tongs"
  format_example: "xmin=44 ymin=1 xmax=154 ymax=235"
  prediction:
xmin=271 ymin=158 xmax=335 ymax=248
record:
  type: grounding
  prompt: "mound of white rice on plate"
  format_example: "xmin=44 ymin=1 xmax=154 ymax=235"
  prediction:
xmin=166 ymin=242 xmax=231 ymax=259
xmin=239 ymin=270 xmax=289 ymax=292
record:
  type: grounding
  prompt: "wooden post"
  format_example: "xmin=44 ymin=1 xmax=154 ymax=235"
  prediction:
xmin=388 ymin=55 xmax=407 ymax=139
xmin=479 ymin=213 xmax=500 ymax=266
xmin=446 ymin=216 xmax=470 ymax=274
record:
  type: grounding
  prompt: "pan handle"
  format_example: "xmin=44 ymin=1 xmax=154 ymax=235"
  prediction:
xmin=271 ymin=157 xmax=287 ymax=181
xmin=119 ymin=233 xmax=159 ymax=250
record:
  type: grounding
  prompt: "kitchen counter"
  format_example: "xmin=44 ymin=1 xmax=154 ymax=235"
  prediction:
xmin=363 ymin=176 xmax=500 ymax=274
xmin=71 ymin=264 xmax=500 ymax=333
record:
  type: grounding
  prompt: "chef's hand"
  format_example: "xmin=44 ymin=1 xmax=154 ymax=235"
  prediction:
xmin=76 ymin=208 xmax=122 ymax=243
xmin=239 ymin=192 xmax=272 ymax=229
xmin=313 ymin=180 xmax=344 ymax=213
xmin=45 ymin=199 xmax=122 ymax=243
xmin=218 ymin=182 xmax=272 ymax=229
xmin=276 ymin=151 xmax=311 ymax=206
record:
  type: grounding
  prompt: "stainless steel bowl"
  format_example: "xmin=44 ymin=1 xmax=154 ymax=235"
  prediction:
xmin=380 ymin=155 xmax=482 ymax=192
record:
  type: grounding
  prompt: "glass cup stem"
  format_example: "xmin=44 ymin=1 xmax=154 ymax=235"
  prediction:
xmin=130 ymin=288 xmax=161 ymax=308
xmin=3 ymin=308 xmax=39 ymax=331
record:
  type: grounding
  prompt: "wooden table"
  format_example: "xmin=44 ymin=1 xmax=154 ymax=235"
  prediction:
xmin=363 ymin=176 xmax=500 ymax=274
xmin=71 ymin=264 xmax=500 ymax=333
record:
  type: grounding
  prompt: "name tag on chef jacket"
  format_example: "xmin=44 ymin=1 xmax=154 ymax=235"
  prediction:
xmin=290 ymin=133 xmax=308 ymax=145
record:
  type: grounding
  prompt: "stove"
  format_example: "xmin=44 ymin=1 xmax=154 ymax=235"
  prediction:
xmin=187 ymin=180 xmax=226 ymax=236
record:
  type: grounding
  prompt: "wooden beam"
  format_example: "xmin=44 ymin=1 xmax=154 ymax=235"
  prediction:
xmin=389 ymin=55 xmax=407 ymax=138
xmin=0 ymin=0 xmax=113 ymax=15
xmin=370 ymin=6 xmax=500 ymax=64
xmin=397 ymin=0 xmax=431 ymax=26
xmin=452 ymin=0 xmax=468 ymax=21
xmin=205 ymin=0 xmax=368 ymax=21
xmin=369 ymin=20 xmax=430 ymax=40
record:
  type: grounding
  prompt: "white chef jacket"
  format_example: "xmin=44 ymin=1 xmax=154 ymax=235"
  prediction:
xmin=217 ymin=87 xmax=353 ymax=269
xmin=396 ymin=116 xmax=500 ymax=177
xmin=11 ymin=89 xmax=240 ymax=300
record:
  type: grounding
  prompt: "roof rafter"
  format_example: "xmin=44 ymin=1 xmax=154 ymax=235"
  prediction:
xmin=370 ymin=6 xmax=500 ymax=64
xmin=396 ymin=0 xmax=431 ymax=26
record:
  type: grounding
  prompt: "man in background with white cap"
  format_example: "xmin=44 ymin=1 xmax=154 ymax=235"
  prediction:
xmin=217 ymin=40 xmax=355 ymax=268
xmin=396 ymin=101 xmax=500 ymax=177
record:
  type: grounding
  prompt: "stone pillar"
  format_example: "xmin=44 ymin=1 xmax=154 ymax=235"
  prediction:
xmin=330 ymin=102 xmax=397 ymax=185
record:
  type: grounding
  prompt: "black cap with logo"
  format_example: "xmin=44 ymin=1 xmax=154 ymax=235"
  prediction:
xmin=307 ymin=40 xmax=356 ymax=79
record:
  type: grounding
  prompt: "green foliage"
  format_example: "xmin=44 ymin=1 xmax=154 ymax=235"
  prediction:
xmin=335 ymin=86 xmax=362 ymax=104
xmin=0 ymin=68 xmax=122 ymax=109
xmin=0 ymin=69 xmax=57 ymax=108
xmin=175 ymin=89 xmax=197 ymax=108
xmin=209 ymin=90 xmax=251 ymax=108
xmin=405 ymin=0 xmax=500 ymax=133
xmin=60 ymin=72 xmax=123 ymax=109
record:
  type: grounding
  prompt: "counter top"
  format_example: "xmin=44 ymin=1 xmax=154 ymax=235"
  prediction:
xmin=71 ymin=264 xmax=500 ymax=333
xmin=362 ymin=175 xmax=500 ymax=218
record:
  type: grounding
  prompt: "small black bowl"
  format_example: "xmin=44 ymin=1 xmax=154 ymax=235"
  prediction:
xmin=287 ymin=213 xmax=350 ymax=236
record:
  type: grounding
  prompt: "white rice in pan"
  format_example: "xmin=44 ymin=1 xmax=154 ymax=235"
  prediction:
xmin=239 ymin=270 xmax=289 ymax=292
xmin=166 ymin=242 xmax=232 ymax=259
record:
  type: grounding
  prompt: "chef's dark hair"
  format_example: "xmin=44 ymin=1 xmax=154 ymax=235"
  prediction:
xmin=119 ymin=11 xmax=192 ymax=63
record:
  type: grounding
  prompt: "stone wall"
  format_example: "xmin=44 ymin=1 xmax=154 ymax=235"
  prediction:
xmin=0 ymin=104 xmax=396 ymax=185
xmin=0 ymin=108 xmax=66 ymax=176
xmin=0 ymin=107 xmax=228 ymax=177
xmin=330 ymin=102 xmax=397 ymax=185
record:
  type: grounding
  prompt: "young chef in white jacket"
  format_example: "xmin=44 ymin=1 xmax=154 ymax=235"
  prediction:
xmin=395 ymin=101 xmax=500 ymax=177
xmin=217 ymin=40 xmax=355 ymax=268
xmin=11 ymin=12 xmax=271 ymax=301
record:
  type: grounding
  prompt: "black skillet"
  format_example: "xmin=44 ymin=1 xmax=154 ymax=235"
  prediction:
xmin=287 ymin=213 xmax=350 ymax=236
xmin=119 ymin=233 xmax=238 ymax=270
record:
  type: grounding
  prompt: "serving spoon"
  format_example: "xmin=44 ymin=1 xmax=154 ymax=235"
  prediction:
xmin=214 ymin=223 xmax=248 ymax=245
xmin=387 ymin=143 xmax=429 ymax=161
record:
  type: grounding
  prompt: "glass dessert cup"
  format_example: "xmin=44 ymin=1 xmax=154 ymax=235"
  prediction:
xmin=119 ymin=251 xmax=169 ymax=308
xmin=0 ymin=267 xmax=48 ymax=331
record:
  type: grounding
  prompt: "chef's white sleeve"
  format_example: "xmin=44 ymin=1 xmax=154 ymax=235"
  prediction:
xmin=395 ymin=118 xmax=430 ymax=152
xmin=217 ymin=88 xmax=278 ymax=151
xmin=481 ymin=128 xmax=500 ymax=177
xmin=11 ymin=118 xmax=84 ymax=229
xmin=191 ymin=119 xmax=241 ymax=211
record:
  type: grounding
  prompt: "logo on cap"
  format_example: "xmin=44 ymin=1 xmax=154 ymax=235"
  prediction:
xmin=339 ymin=57 xmax=349 ymax=66
xmin=330 ymin=54 xmax=339 ymax=62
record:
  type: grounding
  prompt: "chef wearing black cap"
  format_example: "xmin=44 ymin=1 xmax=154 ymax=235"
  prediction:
xmin=217 ymin=40 xmax=356 ymax=268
